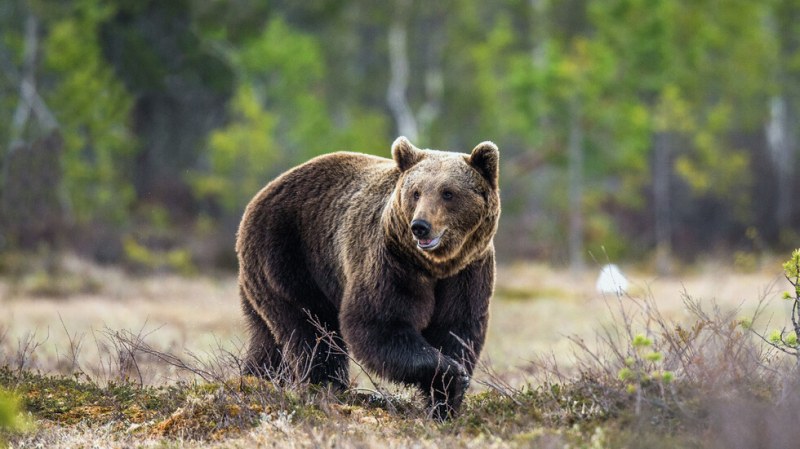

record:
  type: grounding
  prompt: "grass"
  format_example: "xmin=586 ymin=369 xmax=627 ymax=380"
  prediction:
xmin=1 ymin=367 xmax=626 ymax=447
xmin=1 ymin=253 xmax=798 ymax=447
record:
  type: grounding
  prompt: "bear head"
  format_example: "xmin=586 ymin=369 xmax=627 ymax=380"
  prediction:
xmin=389 ymin=136 xmax=500 ymax=267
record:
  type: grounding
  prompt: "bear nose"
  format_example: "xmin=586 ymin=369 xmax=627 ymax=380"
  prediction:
xmin=410 ymin=219 xmax=431 ymax=238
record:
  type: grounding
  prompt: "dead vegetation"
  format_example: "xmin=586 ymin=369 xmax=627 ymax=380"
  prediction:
xmin=1 ymin=254 xmax=799 ymax=448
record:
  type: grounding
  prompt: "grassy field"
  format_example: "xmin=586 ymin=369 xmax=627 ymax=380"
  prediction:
xmin=1 ymin=254 xmax=798 ymax=448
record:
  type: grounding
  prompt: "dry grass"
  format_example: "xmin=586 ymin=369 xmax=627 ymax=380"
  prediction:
xmin=1 ymin=253 xmax=798 ymax=448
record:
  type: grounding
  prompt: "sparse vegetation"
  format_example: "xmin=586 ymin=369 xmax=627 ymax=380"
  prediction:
xmin=757 ymin=249 xmax=800 ymax=362
xmin=0 ymin=387 xmax=29 ymax=447
xmin=1 ymin=253 xmax=799 ymax=447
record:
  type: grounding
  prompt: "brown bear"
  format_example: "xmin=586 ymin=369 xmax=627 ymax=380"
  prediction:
xmin=236 ymin=136 xmax=500 ymax=419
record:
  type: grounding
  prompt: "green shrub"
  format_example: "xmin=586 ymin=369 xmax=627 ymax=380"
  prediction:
xmin=0 ymin=388 xmax=29 ymax=445
xmin=758 ymin=248 xmax=800 ymax=357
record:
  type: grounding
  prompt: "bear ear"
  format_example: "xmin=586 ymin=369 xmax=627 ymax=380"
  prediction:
xmin=391 ymin=136 xmax=424 ymax=172
xmin=468 ymin=141 xmax=499 ymax=188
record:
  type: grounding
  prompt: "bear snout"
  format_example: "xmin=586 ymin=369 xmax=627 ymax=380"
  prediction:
xmin=410 ymin=219 xmax=432 ymax=239
xmin=410 ymin=219 xmax=444 ymax=251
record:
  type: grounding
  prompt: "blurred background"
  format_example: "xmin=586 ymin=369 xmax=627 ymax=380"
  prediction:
xmin=1 ymin=0 xmax=799 ymax=275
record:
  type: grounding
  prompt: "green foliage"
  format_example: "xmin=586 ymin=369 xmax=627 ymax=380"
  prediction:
xmin=1 ymin=0 xmax=799 ymax=262
xmin=786 ymin=332 xmax=798 ymax=347
xmin=738 ymin=317 xmax=753 ymax=330
xmin=769 ymin=329 xmax=782 ymax=344
xmin=644 ymin=351 xmax=663 ymax=362
xmin=755 ymin=249 xmax=800 ymax=356
xmin=190 ymin=16 xmax=388 ymax=213
xmin=0 ymin=250 xmax=102 ymax=297
xmin=615 ymin=331 xmax=674 ymax=395
xmin=42 ymin=0 xmax=136 ymax=224
xmin=189 ymin=83 xmax=278 ymax=213
xmin=783 ymin=248 xmax=800 ymax=305
xmin=0 ymin=387 xmax=30 ymax=443
xmin=631 ymin=333 xmax=653 ymax=348
xmin=330 ymin=109 xmax=390 ymax=155
xmin=239 ymin=17 xmax=333 ymax=161
xmin=733 ymin=251 xmax=759 ymax=273
xmin=122 ymin=235 xmax=196 ymax=275
xmin=587 ymin=0 xmax=773 ymax=221
xmin=783 ymin=248 xmax=800 ymax=282
xmin=466 ymin=12 xmax=525 ymax=140
xmin=0 ymin=390 xmax=18 ymax=429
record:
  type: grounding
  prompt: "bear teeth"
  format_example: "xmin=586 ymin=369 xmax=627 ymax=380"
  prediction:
xmin=417 ymin=235 xmax=441 ymax=250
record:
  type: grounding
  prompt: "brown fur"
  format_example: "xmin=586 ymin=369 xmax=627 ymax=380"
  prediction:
xmin=236 ymin=136 xmax=500 ymax=419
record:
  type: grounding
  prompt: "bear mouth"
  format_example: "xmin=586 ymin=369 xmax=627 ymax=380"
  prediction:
xmin=416 ymin=233 xmax=443 ymax=251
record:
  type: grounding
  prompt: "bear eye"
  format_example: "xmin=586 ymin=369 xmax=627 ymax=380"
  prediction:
xmin=412 ymin=191 xmax=420 ymax=200
xmin=442 ymin=190 xmax=454 ymax=200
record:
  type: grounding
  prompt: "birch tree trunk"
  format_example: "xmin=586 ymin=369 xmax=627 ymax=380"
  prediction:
xmin=2 ymin=13 xmax=68 ymax=235
xmin=386 ymin=0 xmax=418 ymax=141
xmin=9 ymin=15 xmax=39 ymax=148
xmin=6 ymin=14 xmax=57 ymax=148
xmin=653 ymin=131 xmax=673 ymax=275
xmin=567 ymin=98 xmax=585 ymax=272
xmin=766 ymin=96 xmax=795 ymax=231
xmin=415 ymin=6 xmax=445 ymax=142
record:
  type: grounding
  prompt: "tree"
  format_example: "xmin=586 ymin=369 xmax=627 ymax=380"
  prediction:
xmin=589 ymin=0 xmax=775 ymax=268
xmin=189 ymin=83 xmax=277 ymax=214
xmin=768 ymin=0 xmax=800 ymax=244
xmin=43 ymin=0 xmax=136 ymax=224
xmin=190 ymin=15 xmax=389 ymax=216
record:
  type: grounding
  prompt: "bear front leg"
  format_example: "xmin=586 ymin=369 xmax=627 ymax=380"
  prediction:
xmin=423 ymin=252 xmax=495 ymax=417
xmin=340 ymin=293 xmax=469 ymax=420
xmin=420 ymin=350 xmax=470 ymax=421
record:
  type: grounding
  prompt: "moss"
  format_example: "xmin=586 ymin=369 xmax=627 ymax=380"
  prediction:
xmin=0 ymin=369 xmax=164 ymax=429
xmin=0 ymin=362 xmax=785 ymax=447
xmin=494 ymin=286 xmax=573 ymax=301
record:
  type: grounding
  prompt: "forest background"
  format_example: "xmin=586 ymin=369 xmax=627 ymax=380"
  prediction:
xmin=2 ymin=0 xmax=799 ymax=273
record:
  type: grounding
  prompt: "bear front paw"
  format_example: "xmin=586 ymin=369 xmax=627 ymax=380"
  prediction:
xmin=428 ymin=359 xmax=470 ymax=420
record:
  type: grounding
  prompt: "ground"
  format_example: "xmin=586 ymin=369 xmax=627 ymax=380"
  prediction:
xmin=0 ymin=255 xmax=795 ymax=448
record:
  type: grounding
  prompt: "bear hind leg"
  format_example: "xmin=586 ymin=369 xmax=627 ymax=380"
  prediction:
xmin=241 ymin=293 xmax=285 ymax=379
xmin=276 ymin=305 xmax=350 ymax=392
xmin=241 ymin=220 xmax=349 ymax=390
xmin=246 ymin=269 xmax=349 ymax=389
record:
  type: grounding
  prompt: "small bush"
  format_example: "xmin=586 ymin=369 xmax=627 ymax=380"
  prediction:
xmin=757 ymin=248 xmax=800 ymax=361
xmin=0 ymin=387 xmax=30 ymax=446
xmin=0 ymin=250 xmax=103 ymax=298
xmin=122 ymin=235 xmax=197 ymax=275
xmin=522 ymin=250 xmax=800 ymax=448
